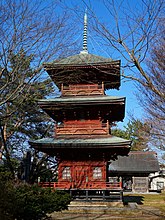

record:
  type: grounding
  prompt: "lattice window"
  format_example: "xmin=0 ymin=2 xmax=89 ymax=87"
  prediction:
xmin=62 ymin=167 xmax=71 ymax=180
xmin=93 ymin=167 xmax=102 ymax=179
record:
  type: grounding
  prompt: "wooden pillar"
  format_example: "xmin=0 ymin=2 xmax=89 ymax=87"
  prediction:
xmin=132 ymin=176 xmax=135 ymax=193
xmin=120 ymin=191 xmax=123 ymax=201
xmin=86 ymin=190 xmax=89 ymax=201
xmin=119 ymin=176 xmax=122 ymax=188
xmin=61 ymin=83 xmax=64 ymax=94
xmin=103 ymin=190 xmax=105 ymax=201
xmin=70 ymin=190 xmax=72 ymax=197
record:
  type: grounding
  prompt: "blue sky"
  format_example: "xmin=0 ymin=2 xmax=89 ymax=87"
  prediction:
xmin=63 ymin=0 xmax=145 ymax=128
xmin=38 ymin=0 xmax=147 ymax=129
xmin=106 ymin=83 xmax=143 ymax=129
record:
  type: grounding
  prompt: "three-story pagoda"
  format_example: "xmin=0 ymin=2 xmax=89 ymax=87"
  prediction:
xmin=29 ymin=12 xmax=131 ymax=201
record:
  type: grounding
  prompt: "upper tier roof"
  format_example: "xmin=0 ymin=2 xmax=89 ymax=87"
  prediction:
xmin=44 ymin=53 xmax=114 ymax=66
xmin=43 ymin=53 xmax=121 ymax=90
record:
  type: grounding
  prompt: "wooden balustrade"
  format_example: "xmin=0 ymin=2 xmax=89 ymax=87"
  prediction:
xmin=38 ymin=181 xmax=71 ymax=189
xmin=61 ymin=83 xmax=105 ymax=96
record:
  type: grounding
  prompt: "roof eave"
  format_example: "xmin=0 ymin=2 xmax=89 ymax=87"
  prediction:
xmin=29 ymin=140 xmax=131 ymax=149
xmin=43 ymin=60 xmax=121 ymax=69
xmin=37 ymin=97 xmax=126 ymax=106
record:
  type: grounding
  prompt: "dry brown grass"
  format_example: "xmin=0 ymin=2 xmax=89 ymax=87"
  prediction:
xmin=50 ymin=192 xmax=165 ymax=220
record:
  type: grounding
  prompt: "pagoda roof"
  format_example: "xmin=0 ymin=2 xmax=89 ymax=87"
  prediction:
xmin=29 ymin=136 xmax=131 ymax=149
xmin=29 ymin=136 xmax=131 ymax=158
xmin=38 ymin=95 xmax=125 ymax=105
xmin=43 ymin=53 xmax=116 ymax=67
xmin=37 ymin=95 xmax=125 ymax=122
xmin=43 ymin=53 xmax=121 ymax=90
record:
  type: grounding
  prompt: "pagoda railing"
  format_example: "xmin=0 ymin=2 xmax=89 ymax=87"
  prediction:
xmin=38 ymin=181 xmax=122 ymax=190
xmin=56 ymin=121 xmax=109 ymax=136
xmin=61 ymin=83 xmax=105 ymax=96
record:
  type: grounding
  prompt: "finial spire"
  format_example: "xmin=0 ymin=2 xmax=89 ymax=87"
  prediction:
xmin=80 ymin=9 xmax=88 ymax=54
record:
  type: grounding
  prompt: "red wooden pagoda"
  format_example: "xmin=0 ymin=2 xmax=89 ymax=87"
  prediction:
xmin=29 ymin=12 xmax=131 ymax=201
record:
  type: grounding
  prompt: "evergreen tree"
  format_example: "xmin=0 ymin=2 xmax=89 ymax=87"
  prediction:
xmin=0 ymin=50 xmax=55 ymax=179
xmin=112 ymin=119 xmax=150 ymax=151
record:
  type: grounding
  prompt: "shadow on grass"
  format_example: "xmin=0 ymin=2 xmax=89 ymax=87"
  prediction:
xmin=123 ymin=195 xmax=144 ymax=205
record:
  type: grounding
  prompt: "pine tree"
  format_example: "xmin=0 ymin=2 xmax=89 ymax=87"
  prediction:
xmin=112 ymin=119 xmax=150 ymax=151
xmin=0 ymin=50 xmax=55 ymax=178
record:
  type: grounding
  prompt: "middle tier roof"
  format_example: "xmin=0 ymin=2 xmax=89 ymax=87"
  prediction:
xmin=38 ymin=95 xmax=126 ymax=122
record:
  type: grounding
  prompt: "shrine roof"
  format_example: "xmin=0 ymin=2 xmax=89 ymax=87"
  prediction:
xmin=29 ymin=136 xmax=131 ymax=148
xmin=43 ymin=53 xmax=116 ymax=68
xmin=38 ymin=95 xmax=125 ymax=105
xmin=109 ymin=151 xmax=160 ymax=173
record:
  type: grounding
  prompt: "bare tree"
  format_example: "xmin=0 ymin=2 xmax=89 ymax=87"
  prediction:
xmin=89 ymin=0 xmax=164 ymax=147
xmin=0 ymin=0 xmax=77 ymax=109
xmin=137 ymin=20 xmax=165 ymax=151
xmin=0 ymin=0 xmax=78 ymax=172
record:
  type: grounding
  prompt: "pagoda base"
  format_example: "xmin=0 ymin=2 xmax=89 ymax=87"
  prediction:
xmin=69 ymin=189 xmax=123 ymax=202
xmin=68 ymin=200 xmax=124 ymax=211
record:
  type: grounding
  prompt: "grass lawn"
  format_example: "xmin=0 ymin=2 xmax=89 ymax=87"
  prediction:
xmin=51 ymin=192 xmax=165 ymax=220
xmin=123 ymin=191 xmax=165 ymax=213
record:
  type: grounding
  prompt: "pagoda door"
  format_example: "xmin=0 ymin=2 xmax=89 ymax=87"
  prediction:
xmin=73 ymin=166 xmax=89 ymax=189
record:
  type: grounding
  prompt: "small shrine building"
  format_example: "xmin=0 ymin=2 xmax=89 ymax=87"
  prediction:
xmin=29 ymin=12 xmax=131 ymax=201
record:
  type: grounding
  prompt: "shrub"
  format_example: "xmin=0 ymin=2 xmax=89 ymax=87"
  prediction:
xmin=12 ymin=184 xmax=71 ymax=220
xmin=0 ymin=171 xmax=71 ymax=220
xmin=0 ymin=168 xmax=15 ymax=220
